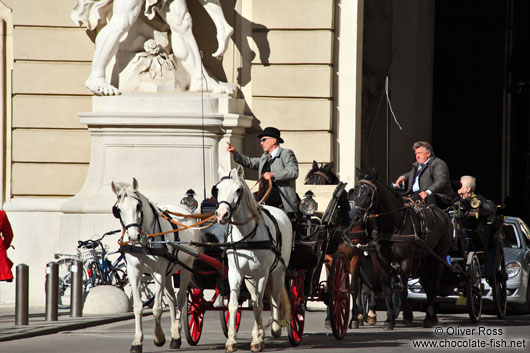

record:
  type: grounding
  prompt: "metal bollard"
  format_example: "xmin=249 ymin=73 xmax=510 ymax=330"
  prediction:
xmin=45 ymin=262 xmax=58 ymax=321
xmin=70 ymin=259 xmax=83 ymax=317
xmin=15 ymin=264 xmax=29 ymax=326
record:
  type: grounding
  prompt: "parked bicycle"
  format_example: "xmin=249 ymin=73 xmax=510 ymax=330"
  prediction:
xmin=54 ymin=231 xmax=156 ymax=309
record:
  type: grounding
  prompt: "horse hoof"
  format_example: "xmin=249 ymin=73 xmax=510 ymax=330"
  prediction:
xmin=250 ymin=342 xmax=264 ymax=352
xmin=423 ymin=319 xmax=433 ymax=328
xmin=225 ymin=343 xmax=237 ymax=352
xmin=154 ymin=337 xmax=166 ymax=347
xmin=383 ymin=321 xmax=394 ymax=331
xmin=324 ymin=320 xmax=331 ymax=329
xmin=170 ymin=338 xmax=181 ymax=349
xmin=130 ymin=345 xmax=142 ymax=353
xmin=271 ymin=328 xmax=281 ymax=338
xmin=367 ymin=316 xmax=377 ymax=325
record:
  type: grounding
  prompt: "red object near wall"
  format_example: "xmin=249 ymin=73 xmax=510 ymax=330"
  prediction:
xmin=0 ymin=211 xmax=14 ymax=281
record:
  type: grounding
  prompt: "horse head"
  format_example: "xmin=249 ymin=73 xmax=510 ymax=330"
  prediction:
xmin=304 ymin=160 xmax=340 ymax=185
xmin=350 ymin=168 xmax=380 ymax=224
xmin=214 ymin=165 xmax=251 ymax=224
xmin=111 ymin=177 xmax=148 ymax=245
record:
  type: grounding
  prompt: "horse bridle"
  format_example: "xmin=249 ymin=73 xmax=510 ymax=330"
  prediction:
xmin=112 ymin=194 xmax=144 ymax=233
xmin=353 ymin=179 xmax=377 ymax=222
xmin=212 ymin=176 xmax=244 ymax=220
xmin=305 ymin=171 xmax=330 ymax=185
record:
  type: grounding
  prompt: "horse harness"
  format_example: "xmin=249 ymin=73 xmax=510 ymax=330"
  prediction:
xmin=114 ymin=193 xmax=192 ymax=276
xmin=305 ymin=170 xmax=331 ymax=185
xmin=223 ymin=206 xmax=286 ymax=272
xmin=354 ymin=179 xmax=455 ymax=274
xmin=212 ymin=176 xmax=287 ymax=271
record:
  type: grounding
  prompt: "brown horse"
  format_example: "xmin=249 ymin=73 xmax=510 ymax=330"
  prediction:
xmin=339 ymin=223 xmax=378 ymax=328
xmin=304 ymin=162 xmax=377 ymax=328
xmin=350 ymin=168 xmax=452 ymax=329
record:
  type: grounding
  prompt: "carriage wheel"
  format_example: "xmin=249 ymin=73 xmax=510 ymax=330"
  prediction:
xmin=219 ymin=296 xmax=242 ymax=338
xmin=184 ymin=288 xmax=205 ymax=346
xmin=492 ymin=242 xmax=507 ymax=319
xmin=328 ymin=252 xmax=350 ymax=340
xmin=287 ymin=273 xmax=306 ymax=346
xmin=465 ymin=253 xmax=482 ymax=323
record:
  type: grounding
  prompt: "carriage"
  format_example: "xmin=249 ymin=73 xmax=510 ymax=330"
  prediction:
xmin=434 ymin=202 xmax=507 ymax=322
xmin=348 ymin=169 xmax=508 ymax=329
xmin=176 ymin=181 xmax=352 ymax=347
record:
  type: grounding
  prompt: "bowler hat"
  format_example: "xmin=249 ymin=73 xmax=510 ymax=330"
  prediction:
xmin=257 ymin=127 xmax=284 ymax=143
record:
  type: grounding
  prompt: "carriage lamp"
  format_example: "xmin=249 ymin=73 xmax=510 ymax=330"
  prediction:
xmin=180 ymin=189 xmax=198 ymax=212
xmin=299 ymin=190 xmax=318 ymax=216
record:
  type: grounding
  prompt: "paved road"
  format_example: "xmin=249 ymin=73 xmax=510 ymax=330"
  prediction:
xmin=2 ymin=308 xmax=530 ymax=353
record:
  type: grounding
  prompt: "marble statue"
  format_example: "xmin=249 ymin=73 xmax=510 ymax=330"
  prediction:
xmin=72 ymin=0 xmax=235 ymax=96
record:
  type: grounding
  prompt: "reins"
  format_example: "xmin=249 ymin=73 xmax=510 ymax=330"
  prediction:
xmin=117 ymin=177 xmax=274 ymax=245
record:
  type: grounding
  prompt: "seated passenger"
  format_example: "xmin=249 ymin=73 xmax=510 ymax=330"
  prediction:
xmin=457 ymin=175 xmax=496 ymax=222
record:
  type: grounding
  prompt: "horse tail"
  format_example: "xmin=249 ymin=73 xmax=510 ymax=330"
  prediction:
xmin=263 ymin=278 xmax=291 ymax=329
xmin=280 ymin=285 xmax=291 ymax=324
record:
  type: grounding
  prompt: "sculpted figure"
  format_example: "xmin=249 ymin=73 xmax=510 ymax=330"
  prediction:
xmin=72 ymin=0 xmax=235 ymax=96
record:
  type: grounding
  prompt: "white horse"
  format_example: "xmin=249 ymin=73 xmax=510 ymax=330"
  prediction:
xmin=214 ymin=166 xmax=293 ymax=352
xmin=111 ymin=178 xmax=200 ymax=353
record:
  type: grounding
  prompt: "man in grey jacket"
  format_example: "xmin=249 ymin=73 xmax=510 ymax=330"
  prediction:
xmin=395 ymin=141 xmax=454 ymax=208
xmin=226 ymin=127 xmax=300 ymax=213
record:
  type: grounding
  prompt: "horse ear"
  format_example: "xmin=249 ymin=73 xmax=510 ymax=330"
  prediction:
xmin=111 ymin=181 xmax=118 ymax=195
xmin=312 ymin=160 xmax=318 ymax=170
xmin=236 ymin=165 xmax=245 ymax=179
xmin=370 ymin=168 xmax=379 ymax=180
xmin=218 ymin=165 xmax=227 ymax=179
xmin=356 ymin=167 xmax=363 ymax=180
xmin=324 ymin=162 xmax=334 ymax=173
xmin=132 ymin=177 xmax=138 ymax=191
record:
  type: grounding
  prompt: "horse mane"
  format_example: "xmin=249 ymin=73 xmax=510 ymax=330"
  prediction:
xmin=233 ymin=172 xmax=264 ymax=222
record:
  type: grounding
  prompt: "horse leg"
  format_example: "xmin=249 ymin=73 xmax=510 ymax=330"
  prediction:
xmin=269 ymin=269 xmax=287 ymax=338
xmin=422 ymin=259 xmax=444 ymax=328
xmin=248 ymin=276 xmax=267 ymax=352
xmin=349 ymin=256 xmax=361 ymax=329
xmin=400 ymin=260 xmax=414 ymax=326
xmin=382 ymin=284 xmax=395 ymax=330
xmin=349 ymin=278 xmax=361 ymax=329
xmin=128 ymin=269 xmax=144 ymax=353
xmin=366 ymin=290 xmax=377 ymax=325
xmin=151 ymin=273 xmax=166 ymax=347
xmin=165 ymin=273 xmax=181 ymax=349
xmin=226 ymin=271 xmax=243 ymax=352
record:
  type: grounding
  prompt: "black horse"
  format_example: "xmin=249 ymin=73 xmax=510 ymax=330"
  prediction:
xmin=304 ymin=161 xmax=340 ymax=185
xmin=350 ymin=168 xmax=452 ymax=329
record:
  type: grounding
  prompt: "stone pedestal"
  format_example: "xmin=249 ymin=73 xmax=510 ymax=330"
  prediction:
xmin=62 ymin=92 xmax=252 ymax=213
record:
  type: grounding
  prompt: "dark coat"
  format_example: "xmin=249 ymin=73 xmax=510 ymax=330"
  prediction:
xmin=401 ymin=156 xmax=454 ymax=203
xmin=0 ymin=211 xmax=13 ymax=281
xmin=234 ymin=147 xmax=299 ymax=212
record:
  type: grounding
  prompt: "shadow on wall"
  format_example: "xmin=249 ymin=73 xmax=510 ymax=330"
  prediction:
xmin=189 ymin=0 xmax=270 ymax=89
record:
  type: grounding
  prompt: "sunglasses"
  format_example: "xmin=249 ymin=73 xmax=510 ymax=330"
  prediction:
xmin=260 ymin=137 xmax=272 ymax=143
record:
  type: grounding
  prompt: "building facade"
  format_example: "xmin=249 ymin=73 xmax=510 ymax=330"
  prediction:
xmin=0 ymin=0 xmax=363 ymax=305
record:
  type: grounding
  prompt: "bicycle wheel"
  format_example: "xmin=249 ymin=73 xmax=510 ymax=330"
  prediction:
xmin=57 ymin=258 xmax=74 ymax=309
xmin=122 ymin=273 xmax=157 ymax=308
xmin=58 ymin=258 xmax=91 ymax=309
